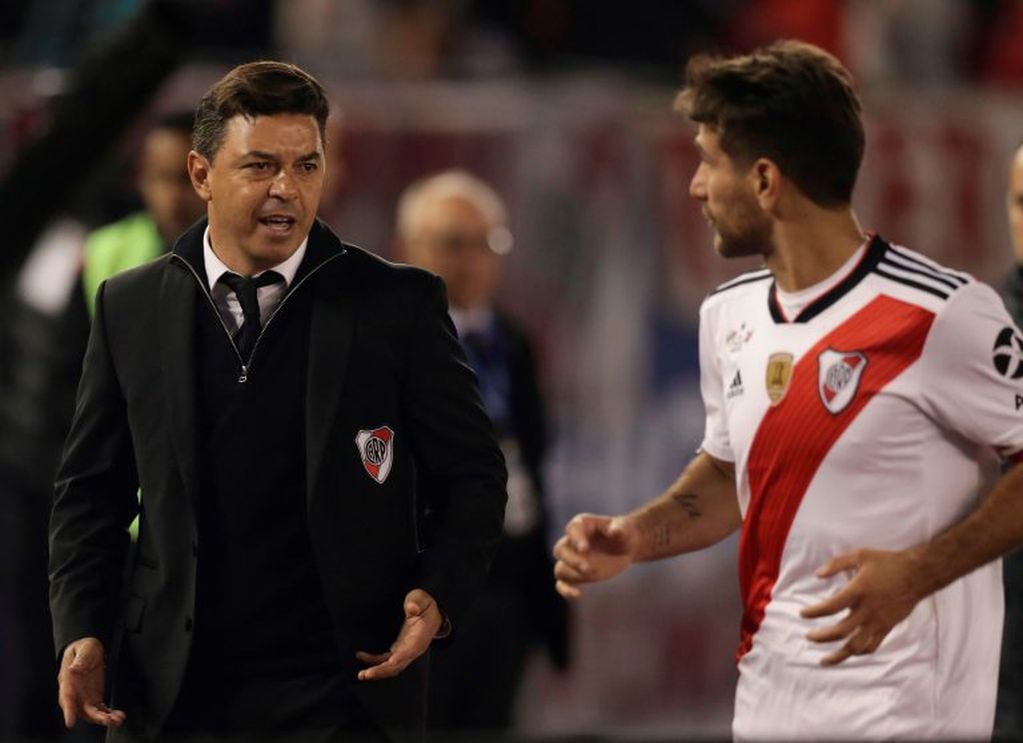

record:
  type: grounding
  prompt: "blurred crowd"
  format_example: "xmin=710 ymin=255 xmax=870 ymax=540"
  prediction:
xmin=3 ymin=0 xmax=1023 ymax=86
xmin=1 ymin=1 xmax=1023 ymax=741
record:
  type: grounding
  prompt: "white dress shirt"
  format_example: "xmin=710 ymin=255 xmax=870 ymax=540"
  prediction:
xmin=448 ymin=306 xmax=494 ymax=339
xmin=203 ymin=226 xmax=307 ymax=333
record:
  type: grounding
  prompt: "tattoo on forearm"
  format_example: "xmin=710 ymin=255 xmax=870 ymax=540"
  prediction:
xmin=672 ymin=493 xmax=701 ymax=519
xmin=654 ymin=523 xmax=672 ymax=550
xmin=645 ymin=493 xmax=701 ymax=555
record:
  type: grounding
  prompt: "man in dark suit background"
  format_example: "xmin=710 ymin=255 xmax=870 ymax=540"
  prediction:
xmin=49 ymin=61 xmax=507 ymax=742
xmin=396 ymin=170 xmax=569 ymax=735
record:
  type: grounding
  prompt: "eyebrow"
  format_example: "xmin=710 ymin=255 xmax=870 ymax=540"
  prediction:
xmin=239 ymin=150 xmax=322 ymax=162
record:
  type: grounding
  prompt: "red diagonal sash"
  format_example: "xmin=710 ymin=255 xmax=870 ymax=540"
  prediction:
xmin=737 ymin=295 xmax=935 ymax=660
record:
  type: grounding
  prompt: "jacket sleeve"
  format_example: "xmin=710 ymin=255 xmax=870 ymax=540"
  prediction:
xmin=403 ymin=276 xmax=507 ymax=623
xmin=49 ymin=280 xmax=139 ymax=656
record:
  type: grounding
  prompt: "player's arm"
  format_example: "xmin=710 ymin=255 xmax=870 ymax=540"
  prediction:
xmin=802 ymin=462 xmax=1023 ymax=665
xmin=553 ymin=450 xmax=740 ymax=599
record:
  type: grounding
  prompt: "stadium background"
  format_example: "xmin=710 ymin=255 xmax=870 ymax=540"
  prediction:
xmin=1 ymin=0 xmax=1022 ymax=739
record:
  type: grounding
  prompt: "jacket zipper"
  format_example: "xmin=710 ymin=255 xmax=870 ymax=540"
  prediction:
xmin=171 ymin=252 xmax=343 ymax=384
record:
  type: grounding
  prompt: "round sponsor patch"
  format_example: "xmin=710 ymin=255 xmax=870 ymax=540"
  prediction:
xmin=993 ymin=326 xmax=1023 ymax=380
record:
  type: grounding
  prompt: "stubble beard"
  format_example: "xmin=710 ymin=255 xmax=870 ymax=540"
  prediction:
xmin=714 ymin=218 xmax=772 ymax=260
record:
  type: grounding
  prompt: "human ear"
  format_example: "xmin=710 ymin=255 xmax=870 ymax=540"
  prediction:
xmin=751 ymin=159 xmax=780 ymax=209
xmin=187 ymin=151 xmax=214 ymax=202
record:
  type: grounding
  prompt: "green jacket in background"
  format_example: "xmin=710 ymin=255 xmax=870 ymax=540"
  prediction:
xmin=81 ymin=212 xmax=167 ymax=541
xmin=82 ymin=212 xmax=165 ymax=316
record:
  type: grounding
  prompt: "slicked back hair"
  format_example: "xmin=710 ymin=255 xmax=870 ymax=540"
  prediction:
xmin=193 ymin=60 xmax=329 ymax=162
xmin=676 ymin=40 xmax=864 ymax=207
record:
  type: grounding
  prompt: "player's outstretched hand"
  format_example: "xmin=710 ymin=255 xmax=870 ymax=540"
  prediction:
xmin=553 ymin=513 xmax=639 ymax=599
xmin=355 ymin=589 xmax=443 ymax=681
xmin=57 ymin=637 xmax=125 ymax=728
xmin=800 ymin=548 xmax=924 ymax=666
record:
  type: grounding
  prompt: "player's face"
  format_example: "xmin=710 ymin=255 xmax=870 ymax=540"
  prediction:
xmin=689 ymin=124 xmax=771 ymax=259
xmin=188 ymin=113 xmax=325 ymax=275
xmin=404 ymin=196 xmax=501 ymax=311
xmin=139 ymin=129 xmax=205 ymax=245
xmin=1009 ymin=146 xmax=1023 ymax=261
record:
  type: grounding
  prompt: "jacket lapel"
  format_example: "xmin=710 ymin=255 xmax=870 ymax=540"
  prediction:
xmin=304 ymin=222 xmax=356 ymax=506
xmin=159 ymin=258 xmax=200 ymax=516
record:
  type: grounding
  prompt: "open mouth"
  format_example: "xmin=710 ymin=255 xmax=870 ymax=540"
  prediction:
xmin=259 ymin=215 xmax=297 ymax=233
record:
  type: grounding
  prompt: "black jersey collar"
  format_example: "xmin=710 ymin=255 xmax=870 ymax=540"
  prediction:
xmin=768 ymin=235 xmax=887 ymax=324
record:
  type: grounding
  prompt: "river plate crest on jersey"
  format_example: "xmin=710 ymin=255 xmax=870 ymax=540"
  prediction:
xmin=818 ymin=349 xmax=868 ymax=414
xmin=765 ymin=352 xmax=794 ymax=405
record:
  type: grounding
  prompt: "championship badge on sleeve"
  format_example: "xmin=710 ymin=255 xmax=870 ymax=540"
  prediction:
xmin=355 ymin=426 xmax=395 ymax=484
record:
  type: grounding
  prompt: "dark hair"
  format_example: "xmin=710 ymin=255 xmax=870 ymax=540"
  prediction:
xmin=676 ymin=40 xmax=864 ymax=207
xmin=193 ymin=60 xmax=329 ymax=161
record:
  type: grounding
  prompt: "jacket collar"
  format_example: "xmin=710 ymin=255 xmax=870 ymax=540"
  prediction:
xmin=171 ymin=216 xmax=345 ymax=291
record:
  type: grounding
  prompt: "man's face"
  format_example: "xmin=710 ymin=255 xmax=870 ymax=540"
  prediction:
xmin=689 ymin=124 xmax=772 ymax=259
xmin=189 ymin=113 xmax=325 ymax=274
xmin=1009 ymin=146 xmax=1023 ymax=261
xmin=139 ymin=129 xmax=205 ymax=245
xmin=404 ymin=196 xmax=501 ymax=311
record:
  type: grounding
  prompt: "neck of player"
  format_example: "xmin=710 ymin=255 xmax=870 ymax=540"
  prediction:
xmin=766 ymin=207 xmax=865 ymax=294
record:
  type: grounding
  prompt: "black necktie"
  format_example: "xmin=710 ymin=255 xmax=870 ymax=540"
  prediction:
xmin=218 ymin=270 xmax=284 ymax=360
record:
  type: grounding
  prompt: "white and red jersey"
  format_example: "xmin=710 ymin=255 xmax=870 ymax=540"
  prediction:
xmin=699 ymin=235 xmax=1023 ymax=740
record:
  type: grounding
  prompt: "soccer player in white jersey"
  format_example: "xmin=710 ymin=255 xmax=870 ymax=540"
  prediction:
xmin=554 ymin=40 xmax=1023 ymax=740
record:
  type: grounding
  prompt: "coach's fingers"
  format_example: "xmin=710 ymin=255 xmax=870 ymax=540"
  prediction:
xmin=355 ymin=650 xmax=390 ymax=665
xmin=57 ymin=680 xmax=80 ymax=728
xmin=81 ymin=702 xmax=125 ymax=727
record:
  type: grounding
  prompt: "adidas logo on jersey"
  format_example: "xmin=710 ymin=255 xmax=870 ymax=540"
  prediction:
xmin=727 ymin=369 xmax=744 ymax=398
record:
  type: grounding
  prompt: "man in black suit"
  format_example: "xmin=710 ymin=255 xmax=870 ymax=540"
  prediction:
xmin=396 ymin=170 xmax=569 ymax=735
xmin=48 ymin=61 xmax=506 ymax=742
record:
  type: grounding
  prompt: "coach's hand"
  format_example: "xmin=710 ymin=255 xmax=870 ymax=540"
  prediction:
xmin=553 ymin=513 xmax=639 ymax=599
xmin=801 ymin=548 xmax=925 ymax=666
xmin=57 ymin=636 xmax=125 ymax=728
xmin=355 ymin=589 xmax=443 ymax=681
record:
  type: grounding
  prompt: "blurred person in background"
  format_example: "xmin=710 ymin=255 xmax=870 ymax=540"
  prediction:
xmin=315 ymin=106 xmax=351 ymax=232
xmin=48 ymin=61 xmax=506 ymax=742
xmin=0 ymin=105 xmax=199 ymax=743
xmin=1000 ymin=142 xmax=1023 ymax=323
xmin=0 ymin=216 xmax=91 ymax=741
xmin=395 ymin=170 xmax=569 ymax=737
xmin=554 ymin=40 xmax=1023 ymax=740
xmin=80 ymin=110 xmax=205 ymax=314
xmin=996 ymin=139 xmax=1023 ymax=739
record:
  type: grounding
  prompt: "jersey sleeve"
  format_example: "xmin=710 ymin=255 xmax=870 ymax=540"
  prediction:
xmin=698 ymin=300 xmax=735 ymax=462
xmin=919 ymin=281 xmax=1023 ymax=460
